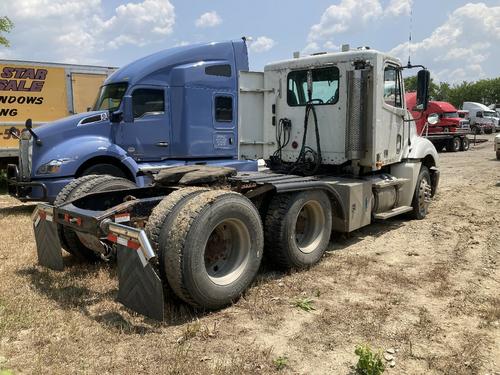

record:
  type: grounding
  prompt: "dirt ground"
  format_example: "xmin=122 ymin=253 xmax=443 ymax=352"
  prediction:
xmin=0 ymin=135 xmax=499 ymax=375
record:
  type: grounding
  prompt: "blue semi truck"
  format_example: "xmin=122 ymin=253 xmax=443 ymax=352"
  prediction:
xmin=7 ymin=39 xmax=256 ymax=203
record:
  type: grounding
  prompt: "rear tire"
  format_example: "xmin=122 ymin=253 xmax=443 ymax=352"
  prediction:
xmin=163 ymin=190 xmax=263 ymax=309
xmin=264 ymin=190 xmax=332 ymax=269
xmin=411 ymin=166 xmax=431 ymax=220
xmin=496 ymin=151 xmax=500 ymax=160
xmin=460 ymin=137 xmax=470 ymax=151
xmin=446 ymin=137 xmax=461 ymax=152
xmin=145 ymin=187 xmax=208 ymax=282
xmin=61 ymin=176 xmax=136 ymax=260
xmin=54 ymin=174 xmax=104 ymax=254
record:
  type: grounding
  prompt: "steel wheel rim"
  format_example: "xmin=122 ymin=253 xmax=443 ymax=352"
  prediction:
xmin=294 ymin=200 xmax=326 ymax=254
xmin=204 ymin=218 xmax=251 ymax=286
xmin=418 ymin=176 xmax=431 ymax=214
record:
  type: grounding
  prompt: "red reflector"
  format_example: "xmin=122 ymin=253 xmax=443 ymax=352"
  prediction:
xmin=107 ymin=233 xmax=118 ymax=243
xmin=64 ymin=213 xmax=70 ymax=222
xmin=127 ymin=240 xmax=141 ymax=250
xmin=76 ymin=217 xmax=82 ymax=226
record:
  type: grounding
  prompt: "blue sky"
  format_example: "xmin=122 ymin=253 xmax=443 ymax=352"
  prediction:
xmin=1 ymin=0 xmax=499 ymax=83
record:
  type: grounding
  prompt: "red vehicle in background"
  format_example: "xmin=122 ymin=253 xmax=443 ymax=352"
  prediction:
xmin=406 ymin=92 xmax=471 ymax=152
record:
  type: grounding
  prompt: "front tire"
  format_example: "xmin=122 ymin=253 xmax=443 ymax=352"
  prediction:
xmin=411 ymin=166 xmax=432 ymax=220
xmin=163 ymin=190 xmax=264 ymax=309
xmin=264 ymin=190 xmax=332 ymax=269
xmin=81 ymin=163 xmax=127 ymax=179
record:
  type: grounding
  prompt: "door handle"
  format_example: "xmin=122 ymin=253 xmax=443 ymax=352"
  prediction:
xmin=156 ymin=141 xmax=169 ymax=147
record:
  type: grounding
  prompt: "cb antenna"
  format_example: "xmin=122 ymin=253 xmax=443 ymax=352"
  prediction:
xmin=407 ymin=3 xmax=413 ymax=68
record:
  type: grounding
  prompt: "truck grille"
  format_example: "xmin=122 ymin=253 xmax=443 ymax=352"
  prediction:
xmin=459 ymin=120 xmax=470 ymax=129
xmin=19 ymin=138 xmax=32 ymax=181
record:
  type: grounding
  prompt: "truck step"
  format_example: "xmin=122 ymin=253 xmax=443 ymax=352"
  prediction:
xmin=373 ymin=206 xmax=413 ymax=220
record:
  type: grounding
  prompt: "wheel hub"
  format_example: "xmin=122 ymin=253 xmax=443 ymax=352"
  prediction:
xmin=418 ymin=177 xmax=432 ymax=212
xmin=294 ymin=201 xmax=326 ymax=254
xmin=204 ymin=219 xmax=251 ymax=286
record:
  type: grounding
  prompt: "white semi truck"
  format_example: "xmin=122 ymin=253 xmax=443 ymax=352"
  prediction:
xmin=29 ymin=41 xmax=439 ymax=320
xmin=462 ymin=101 xmax=499 ymax=133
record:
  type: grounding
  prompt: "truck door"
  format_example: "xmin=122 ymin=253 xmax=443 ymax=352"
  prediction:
xmin=115 ymin=87 xmax=170 ymax=161
xmin=380 ymin=64 xmax=405 ymax=163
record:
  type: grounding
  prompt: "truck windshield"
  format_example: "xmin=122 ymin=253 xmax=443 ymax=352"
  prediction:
xmin=93 ymin=83 xmax=128 ymax=112
xmin=442 ymin=112 xmax=459 ymax=118
xmin=484 ymin=111 xmax=496 ymax=118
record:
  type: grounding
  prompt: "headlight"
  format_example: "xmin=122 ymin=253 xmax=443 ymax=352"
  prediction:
xmin=37 ymin=159 xmax=71 ymax=174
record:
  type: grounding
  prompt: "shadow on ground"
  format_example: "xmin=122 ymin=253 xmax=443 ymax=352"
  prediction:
xmin=0 ymin=204 xmax=37 ymax=216
xmin=17 ymin=255 xmax=211 ymax=332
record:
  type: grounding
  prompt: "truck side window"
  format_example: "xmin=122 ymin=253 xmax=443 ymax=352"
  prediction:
xmin=205 ymin=64 xmax=232 ymax=77
xmin=215 ymin=96 xmax=233 ymax=122
xmin=132 ymin=89 xmax=165 ymax=118
xmin=287 ymin=67 xmax=339 ymax=106
xmin=383 ymin=66 xmax=402 ymax=108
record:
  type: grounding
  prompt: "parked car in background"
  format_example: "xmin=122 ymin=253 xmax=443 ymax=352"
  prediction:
xmin=462 ymin=102 xmax=497 ymax=134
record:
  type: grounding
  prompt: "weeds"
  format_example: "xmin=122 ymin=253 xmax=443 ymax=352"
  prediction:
xmin=354 ymin=344 xmax=385 ymax=375
xmin=179 ymin=320 xmax=218 ymax=343
xmin=294 ymin=297 xmax=315 ymax=312
xmin=273 ymin=356 xmax=288 ymax=370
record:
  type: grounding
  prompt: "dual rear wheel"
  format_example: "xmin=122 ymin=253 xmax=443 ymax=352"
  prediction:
xmin=146 ymin=189 xmax=333 ymax=309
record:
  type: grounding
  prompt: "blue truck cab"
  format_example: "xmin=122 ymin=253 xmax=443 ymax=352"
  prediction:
xmin=7 ymin=39 xmax=257 ymax=202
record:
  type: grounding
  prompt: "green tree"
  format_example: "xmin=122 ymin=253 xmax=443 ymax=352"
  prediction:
xmin=404 ymin=75 xmax=439 ymax=98
xmin=0 ymin=16 xmax=14 ymax=47
xmin=404 ymin=75 xmax=500 ymax=108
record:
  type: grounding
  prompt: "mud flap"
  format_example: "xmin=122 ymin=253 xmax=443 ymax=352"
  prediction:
xmin=116 ymin=244 xmax=164 ymax=321
xmin=32 ymin=204 xmax=63 ymax=271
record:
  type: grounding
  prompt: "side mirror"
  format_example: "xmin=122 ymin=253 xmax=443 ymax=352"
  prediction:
xmin=25 ymin=118 xmax=33 ymax=129
xmin=427 ymin=113 xmax=439 ymax=125
xmin=109 ymin=110 xmax=123 ymax=123
xmin=122 ymin=95 xmax=134 ymax=123
xmin=416 ymin=69 xmax=430 ymax=111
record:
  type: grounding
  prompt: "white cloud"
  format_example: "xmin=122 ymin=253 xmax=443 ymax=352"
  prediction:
xmin=309 ymin=0 xmax=383 ymax=42
xmin=389 ymin=3 xmax=500 ymax=82
xmin=195 ymin=11 xmax=222 ymax=28
xmin=248 ymin=36 xmax=275 ymax=53
xmin=0 ymin=0 xmax=175 ymax=63
xmin=308 ymin=0 xmax=412 ymax=42
xmin=385 ymin=0 xmax=412 ymax=17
